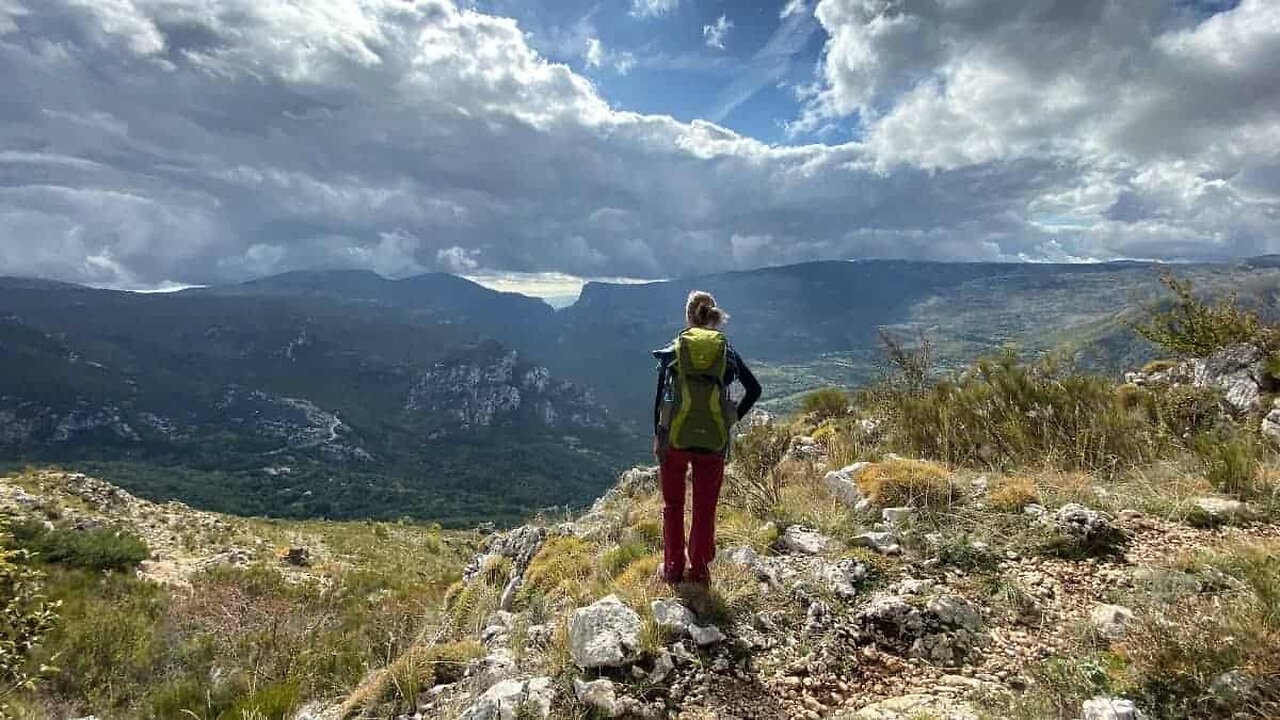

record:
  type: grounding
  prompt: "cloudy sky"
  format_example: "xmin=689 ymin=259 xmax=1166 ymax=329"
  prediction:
xmin=0 ymin=0 xmax=1277 ymax=293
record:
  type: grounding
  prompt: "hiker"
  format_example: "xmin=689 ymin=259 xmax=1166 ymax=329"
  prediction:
xmin=652 ymin=290 xmax=761 ymax=586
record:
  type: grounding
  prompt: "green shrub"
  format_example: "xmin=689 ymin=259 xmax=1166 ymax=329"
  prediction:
xmin=727 ymin=423 xmax=793 ymax=518
xmin=216 ymin=682 xmax=300 ymax=720
xmin=517 ymin=536 xmax=594 ymax=607
xmin=802 ymin=387 xmax=851 ymax=421
xmin=1194 ymin=429 xmax=1263 ymax=499
xmin=1134 ymin=274 xmax=1269 ymax=357
xmin=0 ymin=540 xmax=58 ymax=711
xmin=1136 ymin=384 xmax=1225 ymax=440
xmin=36 ymin=569 xmax=169 ymax=711
xmin=6 ymin=521 xmax=149 ymax=572
xmin=600 ymin=541 xmax=650 ymax=579
xmin=882 ymin=351 xmax=1158 ymax=473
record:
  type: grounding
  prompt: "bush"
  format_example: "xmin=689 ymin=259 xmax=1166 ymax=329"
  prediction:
xmin=6 ymin=521 xmax=149 ymax=572
xmin=856 ymin=459 xmax=957 ymax=509
xmin=802 ymin=387 xmax=851 ymax=421
xmin=0 ymin=541 xmax=58 ymax=710
xmin=882 ymin=351 xmax=1158 ymax=473
xmin=726 ymin=423 xmax=794 ymax=518
xmin=1134 ymin=274 xmax=1270 ymax=357
xmin=1194 ymin=429 xmax=1264 ymax=499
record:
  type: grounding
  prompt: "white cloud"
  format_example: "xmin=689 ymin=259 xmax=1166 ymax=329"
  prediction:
xmin=0 ymin=0 xmax=1273 ymax=291
xmin=584 ymin=37 xmax=604 ymax=68
xmin=583 ymin=36 xmax=635 ymax=75
xmin=630 ymin=0 xmax=679 ymax=19
xmin=780 ymin=0 xmax=807 ymax=19
xmin=703 ymin=15 xmax=733 ymax=50
xmin=436 ymin=245 xmax=481 ymax=274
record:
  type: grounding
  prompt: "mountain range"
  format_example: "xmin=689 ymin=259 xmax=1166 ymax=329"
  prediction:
xmin=2 ymin=258 xmax=1278 ymax=524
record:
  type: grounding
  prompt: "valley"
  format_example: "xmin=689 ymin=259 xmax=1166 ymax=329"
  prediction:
xmin=2 ymin=259 xmax=1278 ymax=524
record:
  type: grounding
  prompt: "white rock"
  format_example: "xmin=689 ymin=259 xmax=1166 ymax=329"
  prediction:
xmin=1193 ymin=496 xmax=1251 ymax=520
xmin=839 ymin=694 xmax=978 ymax=719
xmin=927 ymin=595 xmax=983 ymax=631
xmin=881 ymin=507 xmax=915 ymax=526
xmin=896 ymin=578 xmax=935 ymax=595
xmin=574 ymin=678 xmax=619 ymax=717
xmin=852 ymin=531 xmax=901 ymax=555
xmin=689 ymin=624 xmax=726 ymax=646
xmin=650 ymin=598 xmax=696 ymax=635
xmin=824 ymin=470 xmax=864 ymax=505
xmin=1262 ymin=406 xmax=1280 ymax=446
xmin=1082 ymin=697 xmax=1143 ymax=720
xmin=779 ymin=526 xmax=840 ymax=555
xmin=568 ymin=595 xmax=642 ymax=669
xmin=648 ymin=650 xmax=675 ymax=684
xmin=722 ymin=545 xmax=761 ymax=566
xmin=1089 ymin=604 xmax=1135 ymax=642
xmin=457 ymin=677 xmax=556 ymax=720
xmin=1191 ymin=343 xmax=1265 ymax=416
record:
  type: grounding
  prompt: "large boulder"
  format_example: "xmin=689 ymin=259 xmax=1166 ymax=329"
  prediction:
xmin=568 ymin=595 xmax=642 ymax=669
xmin=1191 ymin=343 xmax=1266 ymax=416
xmin=1192 ymin=496 xmax=1253 ymax=525
xmin=457 ymin=677 xmax=556 ymax=720
xmin=591 ymin=466 xmax=659 ymax=511
xmin=465 ymin=525 xmax=549 ymax=582
xmin=852 ymin=531 xmax=902 ymax=556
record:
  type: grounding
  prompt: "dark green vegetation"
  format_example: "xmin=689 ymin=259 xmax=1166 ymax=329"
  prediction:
xmin=0 ymin=279 xmax=637 ymax=525
xmin=5 ymin=521 xmax=148 ymax=572
xmin=3 ymin=260 xmax=1279 ymax=524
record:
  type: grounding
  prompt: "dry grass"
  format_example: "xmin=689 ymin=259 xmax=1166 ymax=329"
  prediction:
xmin=856 ymin=458 xmax=958 ymax=509
xmin=987 ymin=476 xmax=1040 ymax=512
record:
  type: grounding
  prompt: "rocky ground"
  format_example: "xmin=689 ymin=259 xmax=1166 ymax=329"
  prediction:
xmin=403 ymin=455 xmax=1278 ymax=720
xmin=0 ymin=469 xmax=324 ymax=585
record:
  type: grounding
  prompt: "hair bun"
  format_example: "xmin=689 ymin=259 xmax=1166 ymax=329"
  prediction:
xmin=685 ymin=290 xmax=728 ymax=328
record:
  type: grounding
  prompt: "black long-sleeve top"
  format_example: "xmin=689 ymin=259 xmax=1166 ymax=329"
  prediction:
xmin=652 ymin=342 xmax=762 ymax=436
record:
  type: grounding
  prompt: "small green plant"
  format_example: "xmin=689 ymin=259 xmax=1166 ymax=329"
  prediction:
xmin=600 ymin=541 xmax=649 ymax=579
xmin=6 ymin=521 xmax=149 ymax=572
xmin=1134 ymin=274 xmax=1269 ymax=357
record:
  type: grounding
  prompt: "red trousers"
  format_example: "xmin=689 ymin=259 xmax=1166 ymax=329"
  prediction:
xmin=660 ymin=447 xmax=725 ymax=584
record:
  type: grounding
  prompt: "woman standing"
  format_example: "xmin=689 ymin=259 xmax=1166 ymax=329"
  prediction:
xmin=652 ymin=291 xmax=761 ymax=586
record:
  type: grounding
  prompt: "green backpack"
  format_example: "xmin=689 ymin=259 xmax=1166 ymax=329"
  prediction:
xmin=659 ymin=327 xmax=737 ymax=453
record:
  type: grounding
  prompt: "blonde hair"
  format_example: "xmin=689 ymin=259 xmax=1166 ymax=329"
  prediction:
xmin=685 ymin=290 xmax=728 ymax=328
